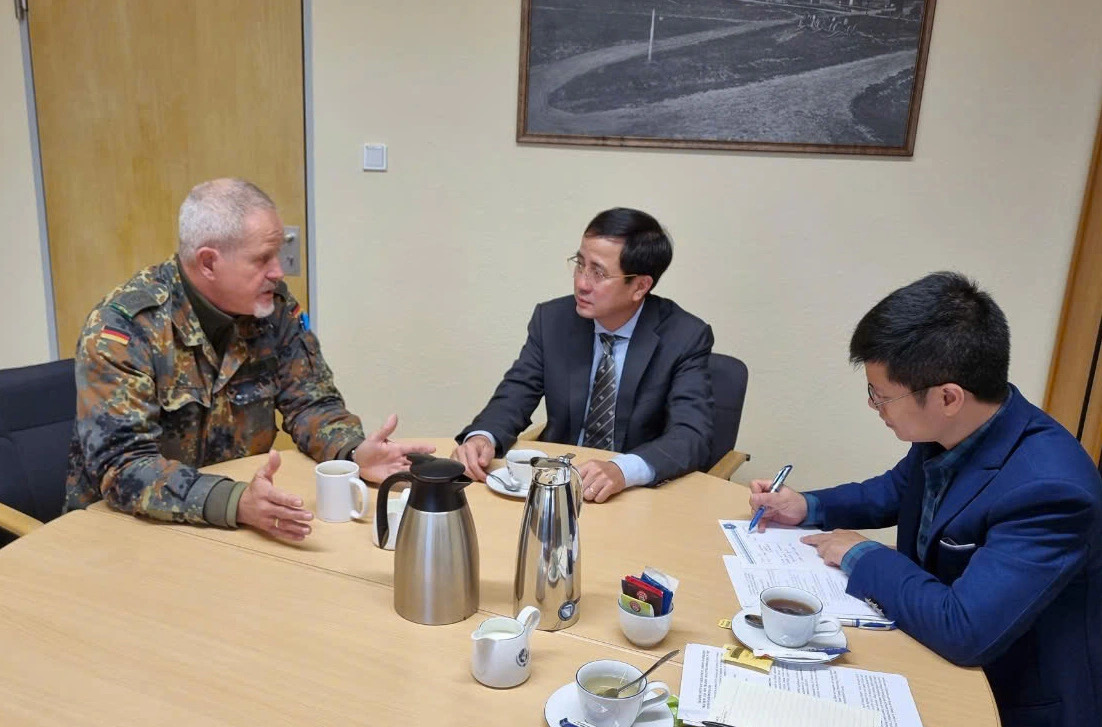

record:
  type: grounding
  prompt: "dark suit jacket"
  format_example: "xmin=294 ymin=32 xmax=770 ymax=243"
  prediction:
xmin=812 ymin=386 xmax=1102 ymax=727
xmin=457 ymin=294 xmax=714 ymax=484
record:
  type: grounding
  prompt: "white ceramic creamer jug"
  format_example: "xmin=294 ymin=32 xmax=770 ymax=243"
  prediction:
xmin=470 ymin=605 xmax=541 ymax=688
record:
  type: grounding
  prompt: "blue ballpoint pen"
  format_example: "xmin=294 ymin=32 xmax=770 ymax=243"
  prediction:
xmin=747 ymin=464 xmax=793 ymax=533
xmin=839 ymin=618 xmax=897 ymax=630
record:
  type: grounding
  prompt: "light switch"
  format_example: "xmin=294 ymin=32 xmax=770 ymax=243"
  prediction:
xmin=363 ymin=144 xmax=387 ymax=171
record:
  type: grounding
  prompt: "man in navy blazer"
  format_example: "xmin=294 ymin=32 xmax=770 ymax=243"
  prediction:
xmin=750 ymin=272 xmax=1102 ymax=727
xmin=453 ymin=208 xmax=714 ymax=502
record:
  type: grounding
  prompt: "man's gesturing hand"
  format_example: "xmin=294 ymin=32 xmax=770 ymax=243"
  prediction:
xmin=354 ymin=414 xmax=436 ymax=483
xmin=237 ymin=450 xmax=314 ymax=541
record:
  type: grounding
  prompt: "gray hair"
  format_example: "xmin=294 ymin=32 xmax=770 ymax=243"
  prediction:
xmin=177 ymin=178 xmax=276 ymax=262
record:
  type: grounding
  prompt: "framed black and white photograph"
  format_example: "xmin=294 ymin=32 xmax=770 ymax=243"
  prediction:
xmin=517 ymin=0 xmax=937 ymax=156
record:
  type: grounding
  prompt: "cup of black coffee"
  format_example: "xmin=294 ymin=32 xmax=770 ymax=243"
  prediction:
xmin=758 ymin=586 xmax=841 ymax=648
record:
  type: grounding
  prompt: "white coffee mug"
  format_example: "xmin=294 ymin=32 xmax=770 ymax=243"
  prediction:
xmin=575 ymin=659 xmax=670 ymax=727
xmin=504 ymin=448 xmax=547 ymax=489
xmin=759 ymin=586 xmax=841 ymax=648
xmin=314 ymin=460 xmax=370 ymax=523
xmin=370 ymin=487 xmax=409 ymax=550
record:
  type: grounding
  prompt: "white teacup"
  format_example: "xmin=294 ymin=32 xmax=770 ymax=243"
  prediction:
xmin=314 ymin=460 xmax=370 ymax=523
xmin=370 ymin=487 xmax=409 ymax=550
xmin=618 ymin=603 xmax=672 ymax=648
xmin=575 ymin=659 xmax=670 ymax=727
xmin=759 ymin=586 xmax=841 ymax=648
xmin=504 ymin=448 xmax=547 ymax=489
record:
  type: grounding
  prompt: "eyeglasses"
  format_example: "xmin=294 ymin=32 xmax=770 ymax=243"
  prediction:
xmin=568 ymin=255 xmax=637 ymax=285
xmin=867 ymin=383 xmax=935 ymax=410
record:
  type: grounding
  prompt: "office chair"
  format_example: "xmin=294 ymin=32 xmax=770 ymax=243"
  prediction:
xmin=0 ymin=359 xmax=77 ymax=546
xmin=705 ymin=353 xmax=750 ymax=480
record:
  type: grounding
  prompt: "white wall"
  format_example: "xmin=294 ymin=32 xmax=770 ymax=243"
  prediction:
xmin=0 ymin=15 xmax=48 ymax=368
xmin=309 ymin=1 xmax=1102 ymax=492
xmin=4 ymin=2 xmax=1102 ymax=496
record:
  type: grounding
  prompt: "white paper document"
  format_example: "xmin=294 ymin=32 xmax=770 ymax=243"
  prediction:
xmin=678 ymin=643 xmax=923 ymax=727
xmin=721 ymin=519 xmax=828 ymax=567
xmin=709 ymin=678 xmax=883 ymax=727
xmin=720 ymin=520 xmax=890 ymax=622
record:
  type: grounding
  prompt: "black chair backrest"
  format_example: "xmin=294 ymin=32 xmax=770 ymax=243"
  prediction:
xmin=706 ymin=353 xmax=749 ymax=470
xmin=0 ymin=359 xmax=77 ymax=545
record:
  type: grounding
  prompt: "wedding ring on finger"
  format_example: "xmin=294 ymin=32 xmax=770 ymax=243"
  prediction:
xmin=274 ymin=517 xmax=281 ymax=529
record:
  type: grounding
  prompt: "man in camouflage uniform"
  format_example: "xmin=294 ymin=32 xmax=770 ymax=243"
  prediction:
xmin=65 ymin=178 xmax=432 ymax=541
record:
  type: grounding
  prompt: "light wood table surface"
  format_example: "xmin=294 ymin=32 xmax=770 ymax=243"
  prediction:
xmin=0 ymin=510 xmax=679 ymax=726
xmin=85 ymin=439 xmax=1000 ymax=726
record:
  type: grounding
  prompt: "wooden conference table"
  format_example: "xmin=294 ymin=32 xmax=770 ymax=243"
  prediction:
xmin=0 ymin=438 xmax=1000 ymax=726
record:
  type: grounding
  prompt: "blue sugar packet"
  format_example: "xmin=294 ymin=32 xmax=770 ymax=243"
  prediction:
xmin=640 ymin=569 xmax=675 ymax=616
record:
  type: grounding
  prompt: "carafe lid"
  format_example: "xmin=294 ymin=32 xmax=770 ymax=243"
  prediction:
xmin=403 ymin=454 xmax=472 ymax=513
xmin=409 ymin=455 xmax=466 ymax=483
xmin=531 ymin=453 xmax=576 ymax=486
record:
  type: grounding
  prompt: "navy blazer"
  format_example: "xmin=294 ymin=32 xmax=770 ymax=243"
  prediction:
xmin=812 ymin=386 xmax=1102 ymax=727
xmin=456 ymin=294 xmax=714 ymax=484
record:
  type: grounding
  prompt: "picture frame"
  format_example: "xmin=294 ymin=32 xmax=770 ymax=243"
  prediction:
xmin=516 ymin=0 xmax=937 ymax=156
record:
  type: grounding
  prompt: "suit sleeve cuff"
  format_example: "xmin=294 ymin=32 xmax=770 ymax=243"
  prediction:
xmin=840 ymin=540 xmax=884 ymax=576
xmin=611 ymin=454 xmax=655 ymax=488
xmin=802 ymin=492 xmax=824 ymax=526
xmin=464 ymin=430 xmax=498 ymax=450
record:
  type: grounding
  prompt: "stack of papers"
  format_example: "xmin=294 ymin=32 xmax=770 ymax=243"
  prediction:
xmin=678 ymin=643 xmax=923 ymax=727
xmin=720 ymin=520 xmax=892 ymax=624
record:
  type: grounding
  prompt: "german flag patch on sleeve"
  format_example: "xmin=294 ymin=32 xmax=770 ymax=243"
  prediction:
xmin=101 ymin=327 xmax=131 ymax=346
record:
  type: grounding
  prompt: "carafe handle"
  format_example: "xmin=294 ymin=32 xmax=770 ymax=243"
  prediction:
xmin=376 ymin=471 xmax=415 ymax=549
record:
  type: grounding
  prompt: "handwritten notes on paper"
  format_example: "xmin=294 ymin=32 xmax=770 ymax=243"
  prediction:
xmin=721 ymin=519 xmax=827 ymax=567
xmin=720 ymin=520 xmax=889 ymax=622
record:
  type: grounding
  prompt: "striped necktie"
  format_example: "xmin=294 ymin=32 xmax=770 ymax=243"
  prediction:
xmin=582 ymin=333 xmax=619 ymax=451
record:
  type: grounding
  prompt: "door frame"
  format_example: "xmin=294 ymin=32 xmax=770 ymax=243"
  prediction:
xmin=303 ymin=0 xmax=319 ymax=337
xmin=1044 ymin=101 xmax=1102 ymax=464
xmin=18 ymin=0 xmax=319 ymax=357
xmin=17 ymin=8 xmax=57 ymax=359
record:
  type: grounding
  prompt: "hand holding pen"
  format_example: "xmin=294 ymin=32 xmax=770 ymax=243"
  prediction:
xmin=747 ymin=464 xmax=806 ymax=533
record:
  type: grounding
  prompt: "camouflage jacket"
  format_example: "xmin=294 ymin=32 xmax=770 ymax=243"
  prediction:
xmin=65 ymin=257 xmax=364 ymax=523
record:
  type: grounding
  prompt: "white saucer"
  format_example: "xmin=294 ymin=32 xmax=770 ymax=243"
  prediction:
xmin=485 ymin=466 xmax=527 ymax=499
xmin=731 ymin=609 xmax=847 ymax=664
xmin=544 ymin=682 xmax=674 ymax=727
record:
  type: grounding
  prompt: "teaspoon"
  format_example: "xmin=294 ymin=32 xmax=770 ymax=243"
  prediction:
xmin=487 ymin=471 xmax=520 ymax=493
xmin=598 ymin=648 xmax=679 ymax=698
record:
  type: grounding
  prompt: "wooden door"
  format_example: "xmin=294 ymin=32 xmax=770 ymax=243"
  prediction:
xmin=1046 ymin=104 xmax=1102 ymax=467
xmin=27 ymin=0 xmax=309 ymax=354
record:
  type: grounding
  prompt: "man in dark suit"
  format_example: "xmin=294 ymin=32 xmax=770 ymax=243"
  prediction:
xmin=453 ymin=208 xmax=714 ymax=502
xmin=750 ymin=272 xmax=1102 ymax=727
